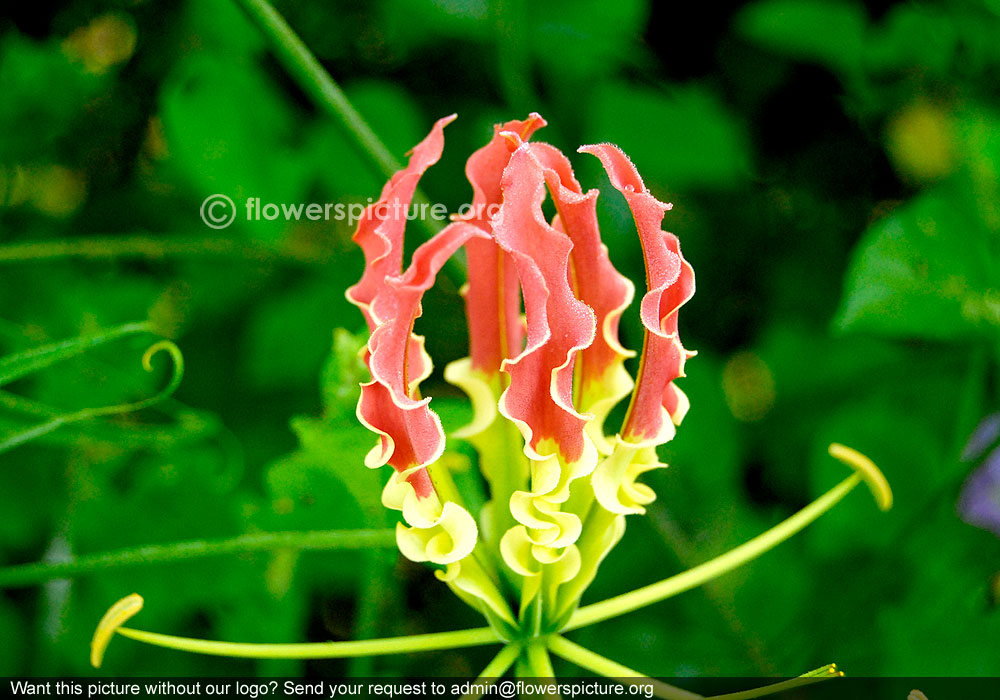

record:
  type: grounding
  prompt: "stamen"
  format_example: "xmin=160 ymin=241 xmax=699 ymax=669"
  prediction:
xmin=90 ymin=595 xmax=500 ymax=664
xmin=565 ymin=444 xmax=892 ymax=631
xmin=90 ymin=593 xmax=144 ymax=668
xmin=828 ymin=443 xmax=893 ymax=511
xmin=703 ymin=664 xmax=842 ymax=699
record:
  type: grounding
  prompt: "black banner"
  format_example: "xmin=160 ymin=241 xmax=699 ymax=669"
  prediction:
xmin=0 ymin=677 xmax=993 ymax=700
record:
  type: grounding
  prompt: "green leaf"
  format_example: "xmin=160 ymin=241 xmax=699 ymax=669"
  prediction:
xmin=242 ymin=278 xmax=354 ymax=391
xmin=835 ymin=189 xmax=1000 ymax=339
xmin=586 ymin=82 xmax=751 ymax=191
xmin=530 ymin=0 xmax=648 ymax=81
xmin=865 ymin=4 xmax=959 ymax=76
xmin=878 ymin=502 xmax=1000 ymax=675
xmin=159 ymin=52 xmax=309 ymax=239
xmin=261 ymin=328 xmax=385 ymax=532
xmin=736 ymin=0 xmax=867 ymax=76
xmin=320 ymin=329 xmax=369 ymax=421
xmin=0 ymin=32 xmax=102 ymax=162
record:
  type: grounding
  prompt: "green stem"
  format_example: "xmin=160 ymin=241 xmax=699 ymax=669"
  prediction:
xmin=347 ymin=548 xmax=393 ymax=677
xmin=230 ymin=0 xmax=463 ymax=285
xmin=703 ymin=665 xmax=841 ymax=700
xmin=477 ymin=643 xmax=521 ymax=679
xmin=524 ymin=639 xmax=556 ymax=678
xmin=477 ymin=405 xmax=530 ymax=562
xmin=462 ymin=644 xmax=522 ymax=700
xmin=114 ymin=624 xmax=499 ymax=659
xmin=232 ymin=0 xmax=400 ymax=180
xmin=0 ymin=529 xmax=396 ymax=588
xmin=546 ymin=636 xmax=702 ymax=700
xmin=566 ymin=474 xmax=864 ymax=630
xmin=491 ymin=0 xmax=535 ymax=112
xmin=645 ymin=504 xmax=775 ymax=675
xmin=553 ymin=503 xmax=617 ymax=621
xmin=0 ymin=237 xmax=327 ymax=265
xmin=0 ymin=321 xmax=150 ymax=386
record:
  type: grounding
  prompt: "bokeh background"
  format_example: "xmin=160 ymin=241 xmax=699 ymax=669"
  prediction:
xmin=2 ymin=0 xmax=1000 ymax=679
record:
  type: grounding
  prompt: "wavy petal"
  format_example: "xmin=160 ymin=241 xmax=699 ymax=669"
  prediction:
xmin=437 ymin=560 xmax=516 ymax=625
xmin=580 ymin=143 xmax=695 ymax=446
xmin=358 ymin=222 xmax=487 ymax=497
xmin=494 ymin=143 xmax=597 ymax=470
xmin=458 ymin=114 xmax=546 ymax=375
xmin=529 ymin=142 xmax=636 ymax=454
xmin=592 ymin=441 xmax=665 ymax=515
xmin=383 ymin=472 xmax=478 ymax=565
xmin=346 ymin=114 xmax=457 ymax=330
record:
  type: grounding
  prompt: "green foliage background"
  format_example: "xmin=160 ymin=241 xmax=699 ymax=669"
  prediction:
xmin=1 ymin=0 xmax=999 ymax=678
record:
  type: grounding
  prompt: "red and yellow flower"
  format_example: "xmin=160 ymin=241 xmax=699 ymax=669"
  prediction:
xmin=347 ymin=113 xmax=696 ymax=631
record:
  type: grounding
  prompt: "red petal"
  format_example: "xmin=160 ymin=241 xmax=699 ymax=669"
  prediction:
xmin=529 ymin=143 xmax=636 ymax=449
xmin=493 ymin=144 xmax=597 ymax=463
xmin=459 ymin=114 xmax=546 ymax=374
xmin=581 ymin=143 xmax=695 ymax=445
xmin=358 ymin=222 xmax=488 ymax=497
xmin=346 ymin=114 xmax=456 ymax=330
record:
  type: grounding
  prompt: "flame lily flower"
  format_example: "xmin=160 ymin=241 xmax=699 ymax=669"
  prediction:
xmin=90 ymin=115 xmax=893 ymax=691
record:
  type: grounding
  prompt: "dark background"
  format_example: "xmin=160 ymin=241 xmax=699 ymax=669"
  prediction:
xmin=1 ymin=0 xmax=999 ymax=678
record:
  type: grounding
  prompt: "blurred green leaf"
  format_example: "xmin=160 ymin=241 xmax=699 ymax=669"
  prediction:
xmin=835 ymin=188 xmax=1000 ymax=339
xmin=530 ymin=0 xmax=649 ymax=81
xmin=257 ymin=329 xmax=386 ymax=558
xmin=0 ymin=32 xmax=101 ymax=162
xmin=0 ymin=321 xmax=149 ymax=386
xmin=309 ymin=80 xmax=426 ymax=199
xmin=160 ymin=52 xmax=309 ymax=237
xmin=243 ymin=277 xmax=353 ymax=391
xmin=587 ymin=82 xmax=750 ymax=190
xmin=865 ymin=4 xmax=958 ymax=76
xmin=737 ymin=0 xmax=866 ymax=76
xmin=878 ymin=503 xmax=1000 ymax=674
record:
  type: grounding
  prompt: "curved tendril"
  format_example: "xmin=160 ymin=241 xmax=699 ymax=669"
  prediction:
xmin=0 ymin=321 xmax=151 ymax=386
xmin=0 ymin=340 xmax=184 ymax=453
xmin=565 ymin=445 xmax=891 ymax=631
xmin=93 ymin=340 xmax=185 ymax=418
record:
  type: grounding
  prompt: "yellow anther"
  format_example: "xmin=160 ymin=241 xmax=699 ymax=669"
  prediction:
xmin=499 ymin=131 xmax=523 ymax=150
xmin=90 ymin=593 xmax=144 ymax=668
xmin=828 ymin=443 xmax=893 ymax=511
xmin=908 ymin=691 xmax=929 ymax=700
